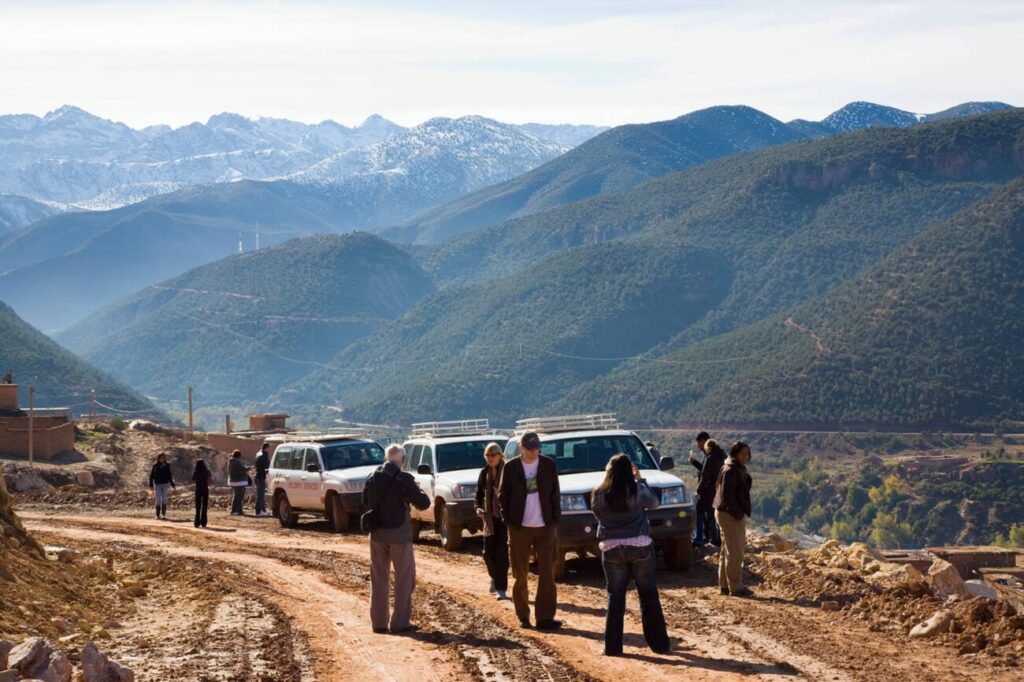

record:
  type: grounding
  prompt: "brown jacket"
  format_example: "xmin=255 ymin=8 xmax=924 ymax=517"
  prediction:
xmin=713 ymin=457 xmax=752 ymax=521
xmin=498 ymin=455 xmax=560 ymax=528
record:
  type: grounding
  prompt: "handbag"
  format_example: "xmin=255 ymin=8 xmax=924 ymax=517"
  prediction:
xmin=360 ymin=468 xmax=398 ymax=533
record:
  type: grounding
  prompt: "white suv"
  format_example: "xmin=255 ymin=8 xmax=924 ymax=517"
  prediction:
xmin=268 ymin=434 xmax=386 ymax=531
xmin=504 ymin=414 xmax=695 ymax=579
xmin=402 ymin=420 xmax=508 ymax=550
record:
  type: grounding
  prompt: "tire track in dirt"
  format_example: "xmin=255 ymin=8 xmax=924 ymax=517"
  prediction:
xmin=26 ymin=518 xmax=470 ymax=682
xmin=25 ymin=513 xmax=811 ymax=681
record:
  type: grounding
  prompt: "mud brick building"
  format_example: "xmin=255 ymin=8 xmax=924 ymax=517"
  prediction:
xmin=0 ymin=383 xmax=75 ymax=460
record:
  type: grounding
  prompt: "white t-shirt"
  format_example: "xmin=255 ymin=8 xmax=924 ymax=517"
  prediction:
xmin=521 ymin=457 xmax=545 ymax=527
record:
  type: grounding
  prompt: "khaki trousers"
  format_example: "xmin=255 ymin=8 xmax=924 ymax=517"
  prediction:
xmin=716 ymin=510 xmax=746 ymax=593
xmin=369 ymin=539 xmax=416 ymax=630
xmin=508 ymin=524 xmax=558 ymax=623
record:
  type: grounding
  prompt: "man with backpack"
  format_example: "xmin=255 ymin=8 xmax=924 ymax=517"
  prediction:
xmin=362 ymin=444 xmax=430 ymax=634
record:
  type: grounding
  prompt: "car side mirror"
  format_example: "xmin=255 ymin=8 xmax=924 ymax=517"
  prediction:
xmin=659 ymin=456 xmax=675 ymax=471
xmin=417 ymin=463 xmax=433 ymax=476
xmin=306 ymin=463 xmax=321 ymax=473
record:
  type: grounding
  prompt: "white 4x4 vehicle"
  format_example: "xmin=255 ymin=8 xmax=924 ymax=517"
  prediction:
xmin=504 ymin=414 xmax=695 ymax=579
xmin=268 ymin=434 xmax=386 ymax=531
xmin=402 ymin=420 xmax=508 ymax=550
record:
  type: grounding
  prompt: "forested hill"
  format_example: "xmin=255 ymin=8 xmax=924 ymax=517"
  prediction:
xmin=558 ymin=177 xmax=1024 ymax=430
xmin=281 ymin=110 xmax=1024 ymax=425
xmin=0 ymin=300 xmax=158 ymax=417
xmin=59 ymin=233 xmax=435 ymax=404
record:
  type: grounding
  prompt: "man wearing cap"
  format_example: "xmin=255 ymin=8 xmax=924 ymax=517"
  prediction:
xmin=498 ymin=431 xmax=562 ymax=630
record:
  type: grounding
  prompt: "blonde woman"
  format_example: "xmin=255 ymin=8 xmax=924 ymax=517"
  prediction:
xmin=474 ymin=442 xmax=509 ymax=600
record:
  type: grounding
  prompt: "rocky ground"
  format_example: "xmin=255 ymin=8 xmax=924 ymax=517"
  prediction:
xmin=2 ymin=422 xmax=1023 ymax=680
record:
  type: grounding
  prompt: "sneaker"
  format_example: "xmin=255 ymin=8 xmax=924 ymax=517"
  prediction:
xmin=731 ymin=587 xmax=755 ymax=598
xmin=495 ymin=590 xmax=508 ymax=601
xmin=519 ymin=619 xmax=532 ymax=629
xmin=391 ymin=624 xmax=419 ymax=634
xmin=256 ymin=511 xmax=271 ymax=517
xmin=372 ymin=627 xmax=388 ymax=634
xmin=535 ymin=619 xmax=563 ymax=631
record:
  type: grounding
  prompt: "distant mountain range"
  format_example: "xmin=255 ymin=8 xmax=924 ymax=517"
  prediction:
xmin=0 ymin=105 xmax=604 ymax=220
xmin=0 ymin=300 xmax=157 ymax=417
xmin=385 ymin=101 xmax=1014 ymax=245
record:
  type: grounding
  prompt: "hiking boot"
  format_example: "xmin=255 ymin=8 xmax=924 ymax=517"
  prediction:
xmin=519 ymin=619 xmax=532 ymax=629
xmin=372 ymin=627 xmax=388 ymax=634
xmin=720 ymin=587 xmax=729 ymax=595
xmin=535 ymin=619 xmax=563 ymax=630
xmin=391 ymin=624 xmax=419 ymax=634
xmin=731 ymin=587 xmax=754 ymax=598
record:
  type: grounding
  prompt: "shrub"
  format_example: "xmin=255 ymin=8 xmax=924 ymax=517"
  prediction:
xmin=109 ymin=417 xmax=126 ymax=432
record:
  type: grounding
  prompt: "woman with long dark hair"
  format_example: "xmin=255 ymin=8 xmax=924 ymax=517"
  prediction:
xmin=591 ymin=453 xmax=670 ymax=656
xmin=714 ymin=441 xmax=753 ymax=597
xmin=474 ymin=442 xmax=509 ymax=600
xmin=148 ymin=453 xmax=175 ymax=519
xmin=192 ymin=459 xmax=212 ymax=528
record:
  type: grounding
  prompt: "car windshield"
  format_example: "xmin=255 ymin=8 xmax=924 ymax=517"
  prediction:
xmin=436 ymin=439 xmax=509 ymax=473
xmin=320 ymin=442 xmax=385 ymax=470
xmin=539 ymin=434 xmax=656 ymax=474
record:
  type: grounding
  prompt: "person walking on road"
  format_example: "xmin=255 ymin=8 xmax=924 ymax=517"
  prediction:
xmin=227 ymin=450 xmax=249 ymax=516
xmin=148 ymin=453 xmax=175 ymax=519
xmin=592 ymin=454 xmax=671 ymax=656
xmin=475 ymin=442 xmax=509 ymax=600
xmin=498 ymin=431 xmax=562 ymax=630
xmin=714 ymin=441 xmax=754 ymax=597
xmin=254 ymin=442 xmax=271 ymax=517
xmin=363 ymin=444 xmax=430 ymax=634
xmin=192 ymin=459 xmax=212 ymax=528
xmin=689 ymin=432 xmax=725 ymax=547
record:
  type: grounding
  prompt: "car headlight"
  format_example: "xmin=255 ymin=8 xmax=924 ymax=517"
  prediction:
xmin=340 ymin=479 xmax=365 ymax=493
xmin=660 ymin=486 xmax=685 ymax=505
xmin=453 ymin=484 xmax=477 ymax=500
xmin=560 ymin=493 xmax=588 ymax=511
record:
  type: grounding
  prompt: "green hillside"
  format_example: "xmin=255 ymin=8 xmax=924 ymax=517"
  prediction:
xmin=289 ymin=110 xmax=1024 ymax=426
xmin=558 ymin=178 xmax=1024 ymax=429
xmin=0 ymin=300 xmax=158 ymax=417
xmin=384 ymin=106 xmax=805 ymax=245
xmin=59 ymin=233 xmax=434 ymax=404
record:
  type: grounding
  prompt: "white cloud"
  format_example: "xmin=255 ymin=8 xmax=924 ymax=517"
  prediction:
xmin=0 ymin=0 xmax=1020 ymax=128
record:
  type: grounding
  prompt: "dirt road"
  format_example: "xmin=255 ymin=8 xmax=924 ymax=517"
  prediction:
xmin=21 ymin=510 xmax=1017 ymax=681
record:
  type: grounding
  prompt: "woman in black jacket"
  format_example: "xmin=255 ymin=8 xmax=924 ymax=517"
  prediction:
xmin=148 ymin=453 xmax=175 ymax=519
xmin=192 ymin=459 xmax=212 ymax=528
xmin=714 ymin=441 xmax=753 ymax=597
xmin=591 ymin=454 xmax=670 ymax=656
xmin=474 ymin=442 xmax=509 ymax=600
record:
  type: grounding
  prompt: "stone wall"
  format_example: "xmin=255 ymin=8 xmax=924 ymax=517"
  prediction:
xmin=0 ymin=416 xmax=75 ymax=460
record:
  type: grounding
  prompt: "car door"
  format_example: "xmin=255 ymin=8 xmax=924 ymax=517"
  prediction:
xmin=270 ymin=446 xmax=292 ymax=499
xmin=303 ymin=448 xmax=324 ymax=509
xmin=288 ymin=447 xmax=312 ymax=508
xmin=417 ymin=445 xmax=436 ymax=516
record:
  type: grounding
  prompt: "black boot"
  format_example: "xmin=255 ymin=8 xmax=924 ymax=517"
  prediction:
xmin=161 ymin=504 xmax=167 ymax=519
xmin=156 ymin=505 xmax=161 ymax=519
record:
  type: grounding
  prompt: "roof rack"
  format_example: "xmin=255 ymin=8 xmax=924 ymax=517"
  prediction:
xmin=267 ymin=430 xmax=372 ymax=443
xmin=409 ymin=419 xmax=493 ymax=438
xmin=514 ymin=413 xmax=620 ymax=434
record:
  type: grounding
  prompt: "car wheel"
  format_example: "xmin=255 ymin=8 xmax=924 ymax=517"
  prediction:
xmin=663 ymin=537 xmax=692 ymax=571
xmin=277 ymin=493 xmax=299 ymax=528
xmin=329 ymin=495 xmax=348 ymax=533
xmin=439 ymin=504 xmax=462 ymax=551
xmin=410 ymin=518 xmax=423 ymax=542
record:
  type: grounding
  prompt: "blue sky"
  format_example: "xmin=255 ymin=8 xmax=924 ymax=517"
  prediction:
xmin=0 ymin=0 xmax=1020 ymax=128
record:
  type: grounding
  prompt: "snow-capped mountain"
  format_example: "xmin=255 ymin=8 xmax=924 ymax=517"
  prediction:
xmin=292 ymin=115 xmax=568 ymax=191
xmin=0 ymin=194 xmax=60 ymax=234
xmin=788 ymin=100 xmax=1013 ymax=138
xmin=0 ymin=106 xmax=601 ymax=212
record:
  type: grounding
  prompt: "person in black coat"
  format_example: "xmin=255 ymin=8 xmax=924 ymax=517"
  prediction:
xmin=362 ymin=444 xmax=430 ymax=633
xmin=148 ymin=454 xmax=175 ymax=519
xmin=474 ymin=442 xmax=509 ymax=600
xmin=689 ymin=432 xmax=725 ymax=546
xmin=192 ymin=459 xmax=212 ymax=528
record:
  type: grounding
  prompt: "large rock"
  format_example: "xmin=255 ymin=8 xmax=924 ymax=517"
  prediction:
xmin=75 ymin=471 xmax=95 ymax=488
xmin=41 ymin=650 xmax=72 ymax=682
xmin=909 ymin=609 xmax=954 ymax=638
xmin=8 ymin=637 xmax=54 ymax=677
xmin=927 ymin=557 xmax=970 ymax=599
xmin=79 ymin=641 xmax=134 ymax=682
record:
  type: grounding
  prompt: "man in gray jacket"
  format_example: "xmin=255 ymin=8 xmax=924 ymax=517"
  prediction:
xmin=362 ymin=444 xmax=430 ymax=633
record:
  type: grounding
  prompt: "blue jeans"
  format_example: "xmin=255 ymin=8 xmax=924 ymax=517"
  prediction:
xmin=601 ymin=544 xmax=670 ymax=655
xmin=255 ymin=478 xmax=267 ymax=514
xmin=693 ymin=501 xmax=720 ymax=546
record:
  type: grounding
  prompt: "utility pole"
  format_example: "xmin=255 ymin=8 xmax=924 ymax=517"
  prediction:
xmin=89 ymin=388 xmax=96 ymax=417
xmin=187 ymin=387 xmax=194 ymax=437
xmin=28 ymin=384 xmax=34 ymax=468
xmin=225 ymin=414 xmax=231 ymax=435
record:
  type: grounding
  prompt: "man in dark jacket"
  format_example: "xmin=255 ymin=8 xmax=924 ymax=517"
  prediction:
xmin=689 ymin=432 xmax=725 ymax=547
xmin=362 ymin=444 xmax=430 ymax=634
xmin=498 ymin=432 xmax=562 ymax=630
xmin=254 ymin=443 xmax=271 ymax=517
xmin=713 ymin=441 xmax=753 ymax=597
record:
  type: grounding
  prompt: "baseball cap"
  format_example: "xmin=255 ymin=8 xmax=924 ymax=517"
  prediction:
xmin=521 ymin=432 xmax=541 ymax=450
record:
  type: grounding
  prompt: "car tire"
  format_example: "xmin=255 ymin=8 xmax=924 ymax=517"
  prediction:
xmin=410 ymin=518 xmax=423 ymax=542
xmin=663 ymin=537 xmax=692 ymax=571
xmin=439 ymin=504 xmax=463 ymax=551
xmin=328 ymin=495 xmax=348 ymax=533
xmin=277 ymin=493 xmax=299 ymax=528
